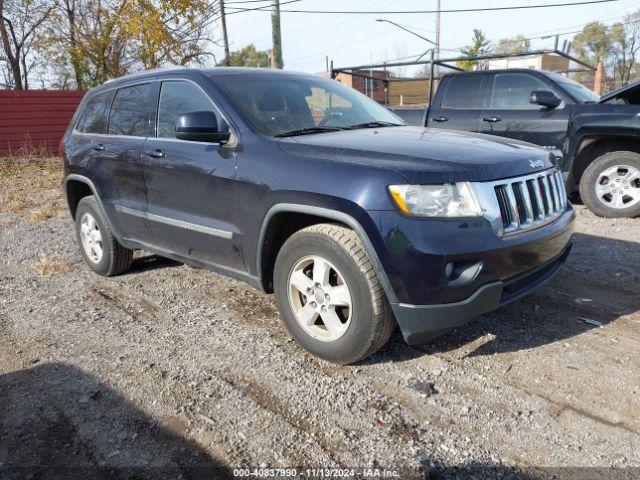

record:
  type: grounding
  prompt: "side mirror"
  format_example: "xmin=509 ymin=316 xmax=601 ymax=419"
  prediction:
xmin=529 ymin=90 xmax=561 ymax=109
xmin=175 ymin=111 xmax=230 ymax=143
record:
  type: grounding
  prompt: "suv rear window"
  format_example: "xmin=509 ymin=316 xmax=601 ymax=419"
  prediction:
xmin=76 ymin=90 xmax=114 ymax=134
xmin=108 ymin=84 xmax=153 ymax=137
xmin=441 ymin=75 xmax=483 ymax=109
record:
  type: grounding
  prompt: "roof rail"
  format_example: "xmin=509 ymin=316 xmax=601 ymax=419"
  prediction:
xmin=103 ymin=66 xmax=189 ymax=84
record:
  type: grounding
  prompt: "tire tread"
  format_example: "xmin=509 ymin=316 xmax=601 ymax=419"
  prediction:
xmin=295 ymin=223 xmax=395 ymax=363
xmin=76 ymin=196 xmax=133 ymax=276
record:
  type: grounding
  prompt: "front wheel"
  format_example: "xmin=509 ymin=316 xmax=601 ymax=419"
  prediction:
xmin=273 ymin=224 xmax=395 ymax=364
xmin=579 ymin=151 xmax=640 ymax=218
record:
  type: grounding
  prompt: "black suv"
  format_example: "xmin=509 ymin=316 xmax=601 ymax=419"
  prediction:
xmin=62 ymin=68 xmax=575 ymax=364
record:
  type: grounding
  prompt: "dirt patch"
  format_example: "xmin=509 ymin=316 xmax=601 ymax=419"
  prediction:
xmin=0 ymin=158 xmax=639 ymax=477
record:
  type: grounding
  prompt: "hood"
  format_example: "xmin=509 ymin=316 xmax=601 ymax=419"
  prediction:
xmin=599 ymin=79 xmax=640 ymax=104
xmin=278 ymin=126 xmax=554 ymax=184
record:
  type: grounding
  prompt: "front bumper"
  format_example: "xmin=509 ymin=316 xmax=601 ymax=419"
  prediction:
xmin=391 ymin=243 xmax=571 ymax=344
xmin=366 ymin=204 xmax=575 ymax=345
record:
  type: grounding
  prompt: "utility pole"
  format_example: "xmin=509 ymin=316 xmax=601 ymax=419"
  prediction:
xmin=219 ymin=0 xmax=231 ymax=66
xmin=436 ymin=0 xmax=440 ymax=78
xmin=271 ymin=0 xmax=283 ymax=68
xmin=435 ymin=0 xmax=441 ymax=61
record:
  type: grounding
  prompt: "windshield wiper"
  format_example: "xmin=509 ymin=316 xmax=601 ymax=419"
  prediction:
xmin=274 ymin=126 xmax=346 ymax=137
xmin=346 ymin=121 xmax=404 ymax=129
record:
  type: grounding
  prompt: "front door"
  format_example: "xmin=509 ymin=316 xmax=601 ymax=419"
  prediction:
xmin=479 ymin=72 xmax=570 ymax=157
xmin=141 ymin=80 xmax=243 ymax=270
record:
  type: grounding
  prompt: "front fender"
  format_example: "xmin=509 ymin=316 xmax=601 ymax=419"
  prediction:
xmin=255 ymin=199 xmax=401 ymax=304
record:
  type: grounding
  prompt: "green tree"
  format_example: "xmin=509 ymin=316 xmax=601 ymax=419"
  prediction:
xmin=494 ymin=34 xmax=531 ymax=55
xmin=571 ymin=17 xmax=640 ymax=89
xmin=571 ymin=21 xmax=611 ymax=84
xmin=223 ymin=44 xmax=269 ymax=67
xmin=573 ymin=21 xmax=611 ymax=63
xmin=456 ymin=29 xmax=491 ymax=71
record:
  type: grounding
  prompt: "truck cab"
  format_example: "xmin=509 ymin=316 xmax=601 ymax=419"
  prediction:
xmin=426 ymin=69 xmax=640 ymax=218
xmin=426 ymin=69 xmax=598 ymax=158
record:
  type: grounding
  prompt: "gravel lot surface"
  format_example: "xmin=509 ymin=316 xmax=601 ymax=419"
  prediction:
xmin=1 ymin=159 xmax=639 ymax=479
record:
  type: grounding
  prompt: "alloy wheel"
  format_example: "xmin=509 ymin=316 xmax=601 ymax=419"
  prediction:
xmin=80 ymin=212 xmax=104 ymax=264
xmin=287 ymin=255 xmax=353 ymax=342
xmin=595 ymin=164 xmax=640 ymax=209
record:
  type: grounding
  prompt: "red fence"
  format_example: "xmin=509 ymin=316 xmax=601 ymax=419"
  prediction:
xmin=0 ymin=90 xmax=85 ymax=157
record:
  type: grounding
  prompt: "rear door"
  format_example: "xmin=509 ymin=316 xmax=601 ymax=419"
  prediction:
xmin=426 ymin=73 xmax=486 ymax=132
xmin=66 ymin=89 xmax=115 ymax=181
xmin=141 ymin=79 xmax=243 ymax=270
xmin=479 ymin=72 xmax=570 ymax=155
xmin=92 ymin=82 xmax=155 ymax=243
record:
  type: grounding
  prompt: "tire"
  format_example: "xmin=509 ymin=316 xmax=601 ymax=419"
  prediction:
xmin=75 ymin=196 xmax=133 ymax=276
xmin=273 ymin=223 xmax=395 ymax=364
xmin=579 ymin=151 xmax=640 ymax=218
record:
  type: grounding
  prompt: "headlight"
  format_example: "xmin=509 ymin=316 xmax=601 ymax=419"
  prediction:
xmin=388 ymin=182 xmax=482 ymax=217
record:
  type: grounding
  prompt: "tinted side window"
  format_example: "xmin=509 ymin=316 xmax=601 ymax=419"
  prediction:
xmin=108 ymin=84 xmax=152 ymax=136
xmin=490 ymin=73 xmax=548 ymax=109
xmin=441 ymin=75 xmax=483 ymax=109
xmin=157 ymin=81 xmax=227 ymax=139
xmin=77 ymin=91 xmax=114 ymax=134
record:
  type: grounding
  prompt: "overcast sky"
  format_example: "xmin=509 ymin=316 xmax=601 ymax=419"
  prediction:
xmin=214 ymin=0 xmax=640 ymax=75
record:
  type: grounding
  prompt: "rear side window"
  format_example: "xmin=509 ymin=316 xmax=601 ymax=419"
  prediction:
xmin=490 ymin=73 xmax=548 ymax=109
xmin=441 ymin=75 xmax=483 ymax=109
xmin=157 ymin=81 xmax=227 ymax=139
xmin=108 ymin=84 xmax=152 ymax=136
xmin=76 ymin=90 xmax=114 ymax=134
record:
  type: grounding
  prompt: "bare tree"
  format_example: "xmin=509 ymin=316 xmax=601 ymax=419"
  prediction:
xmin=0 ymin=0 xmax=53 ymax=89
xmin=610 ymin=12 xmax=640 ymax=87
xmin=40 ymin=0 xmax=220 ymax=89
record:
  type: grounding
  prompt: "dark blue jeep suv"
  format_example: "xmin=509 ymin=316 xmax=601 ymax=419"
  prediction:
xmin=62 ymin=67 xmax=575 ymax=364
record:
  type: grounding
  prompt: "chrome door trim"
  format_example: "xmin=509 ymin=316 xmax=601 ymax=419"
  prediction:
xmin=115 ymin=205 xmax=233 ymax=239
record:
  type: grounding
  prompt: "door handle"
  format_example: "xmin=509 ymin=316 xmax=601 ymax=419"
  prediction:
xmin=145 ymin=149 xmax=165 ymax=158
xmin=92 ymin=144 xmax=105 ymax=152
xmin=482 ymin=116 xmax=502 ymax=123
xmin=432 ymin=116 xmax=449 ymax=122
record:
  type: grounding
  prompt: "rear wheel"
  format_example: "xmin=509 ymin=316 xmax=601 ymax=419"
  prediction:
xmin=75 ymin=196 xmax=133 ymax=276
xmin=274 ymin=223 xmax=395 ymax=364
xmin=579 ymin=151 xmax=640 ymax=218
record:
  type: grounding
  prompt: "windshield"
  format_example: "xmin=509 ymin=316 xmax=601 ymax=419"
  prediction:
xmin=210 ymin=73 xmax=404 ymax=137
xmin=550 ymin=74 xmax=600 ymax=103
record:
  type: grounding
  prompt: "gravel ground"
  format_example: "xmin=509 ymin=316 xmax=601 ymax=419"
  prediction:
xmin=1 ymin=159 xmax=639 ymax=479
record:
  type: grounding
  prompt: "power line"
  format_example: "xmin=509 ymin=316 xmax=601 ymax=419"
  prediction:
xmin=226 ymin=0 xmax=303 ymax=14
xmin=505 ymin=0 xmax=640 ymax=38
xmin=284 ymin=0 xmax=398 ymax=42
xmin=486 ymin=11 xmax=640 ymax=48
xmin=225 ymin=0 xmax=275 ymax=3
xmin=225 ymin=0 xmax=619 ymax=15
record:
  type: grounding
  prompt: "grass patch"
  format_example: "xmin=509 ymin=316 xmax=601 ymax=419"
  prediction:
xmin=0 ymin=156 xmax=65 ymax=220
xmin=31 ymin=252 xmax=70 ymax=277
xmin=27 ymin=202 xmax=65 ymax=222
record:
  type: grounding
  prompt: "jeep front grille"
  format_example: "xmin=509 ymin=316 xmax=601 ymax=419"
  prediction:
xmin=493 ymin=170 xmax=567 ymax=235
